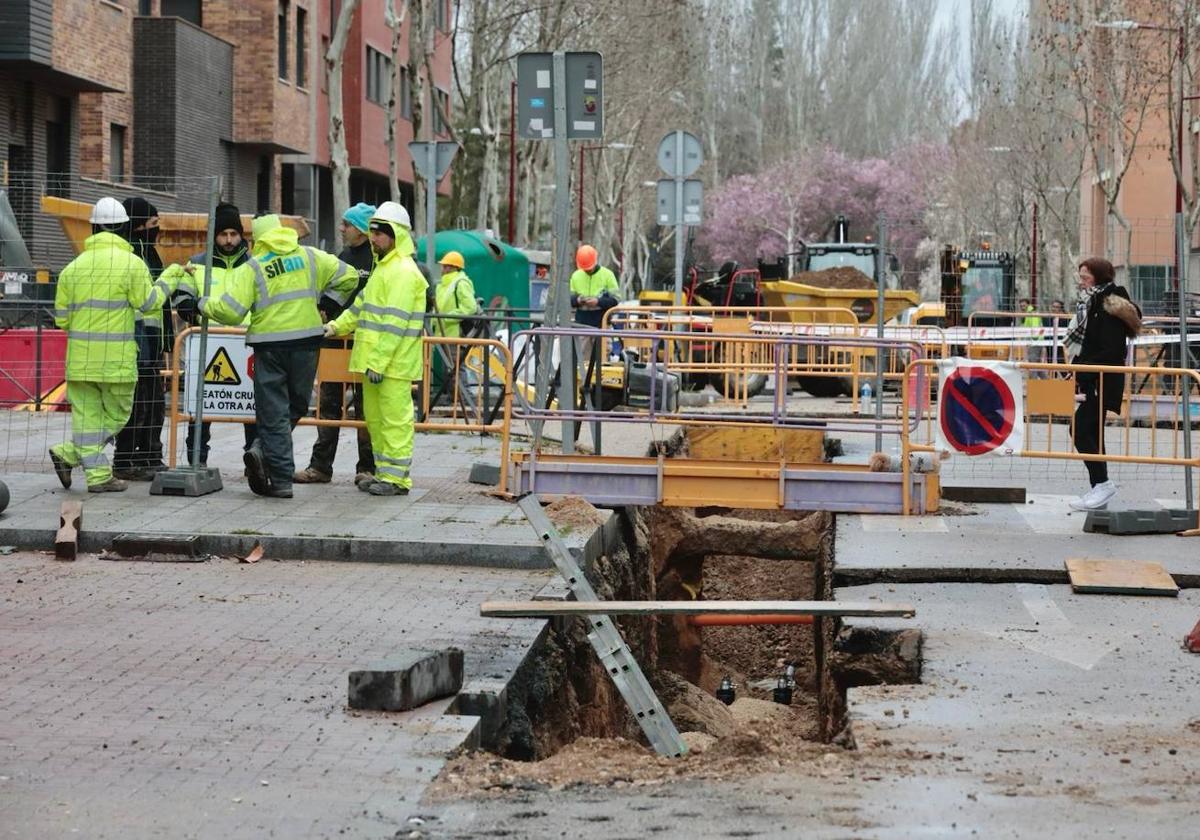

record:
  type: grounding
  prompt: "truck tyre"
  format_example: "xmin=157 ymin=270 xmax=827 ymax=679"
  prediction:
xmin=711 ymin=373 xmax=767 ymax=399
xmin=0 ymin=480 xmax=8 ymax=514
xmin=797 ymin=375 xmax=851 ymax=398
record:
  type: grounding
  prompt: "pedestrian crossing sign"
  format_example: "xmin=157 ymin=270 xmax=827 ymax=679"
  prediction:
xmin=204 ymin=347 xmax=241 ymax=386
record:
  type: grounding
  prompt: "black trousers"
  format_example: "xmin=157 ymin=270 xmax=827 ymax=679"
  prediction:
xmin=307 ymin=380 xmax=374 ymax=476
xmin=251 ymin=344 xmax=320 ymax=490
xmin=113 ymin=325 xmax=166 ymax=470
xmin=1073 ymin=393 xmax=1108 ymax=486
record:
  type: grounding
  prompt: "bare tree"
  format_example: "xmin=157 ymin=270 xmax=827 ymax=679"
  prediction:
xmin=385 ymin=0 xmax=411 ymax=204
xmin=326 ymin=0 xmax=362 ymax=251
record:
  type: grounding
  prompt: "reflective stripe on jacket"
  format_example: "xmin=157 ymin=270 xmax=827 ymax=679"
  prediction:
xmin=199 ymin=225 xmax=356 ymax=345
xmin=54 ymin=231 xmax=175 ymax=383
xmin=329 ymin=221 xmax=427 ymax=379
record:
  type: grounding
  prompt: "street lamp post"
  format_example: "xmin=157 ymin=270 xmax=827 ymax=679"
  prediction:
xmin=508 ymin=80 xmax=516 ymax=244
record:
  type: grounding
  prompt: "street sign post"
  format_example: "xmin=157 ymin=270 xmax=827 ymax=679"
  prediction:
xmin=657 ymin=131 xmax=703 ymax=306
xmin=409 ymin=141 xmax=459 ymax=285
xmin=517 ymin=50 xmax=604 ymax=453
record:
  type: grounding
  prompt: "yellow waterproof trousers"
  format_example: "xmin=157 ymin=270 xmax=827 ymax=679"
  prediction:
xmin=51 ymin=380 xmax=136 ymax=486
xmin=363 ymin=376 xmax=414 ymax=489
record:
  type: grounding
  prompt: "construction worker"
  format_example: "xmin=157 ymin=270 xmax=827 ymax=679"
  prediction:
xmin=48 ymin=197 xmax=180 ymax=493
xmin=172 ymin=202 xmax=256 ymax=466
xmin=112 ymin=197 xmax=173 ymax=480
xmin=295 ymin=202 xmax=377 ymax=485
xmin=569 ymin=244 xmax=620 ymax=328
xmin=430 ymin=251 xmax=478 ymax=338
xmin=1019 ymin=298 xmax=1042 ymax=328
xmin=325 ymin=201 xmax=427 ymax=496
xmin=190 ymin=214 xmax=357 ymax=498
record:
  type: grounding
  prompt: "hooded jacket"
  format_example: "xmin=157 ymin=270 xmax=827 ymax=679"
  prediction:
xmin=54 ymin=232 xmax=178 ymax=382
xmin=1076 ymin=284 xmax=1143 ymax=413
xmin=122 ymin=196 xmax=173 ymax=344
xmin=328 ymin=219 xmax=428 ymax=379
xmin=196 ymin=223 xmax=357 ymax=347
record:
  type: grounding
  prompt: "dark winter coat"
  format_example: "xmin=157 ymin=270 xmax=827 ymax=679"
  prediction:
xmin=1075 ymin=285 xmax=1142 ymax=412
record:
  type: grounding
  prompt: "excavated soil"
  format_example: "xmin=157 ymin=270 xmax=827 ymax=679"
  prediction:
xmin=436 ymin=499 xmax=921 ymax=794
xmin=788 ymin=266 xmax=875 ymax=290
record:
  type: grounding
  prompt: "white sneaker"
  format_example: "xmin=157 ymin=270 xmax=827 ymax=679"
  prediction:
xmin=1069 ymin=481 xmax=1116 ymax=511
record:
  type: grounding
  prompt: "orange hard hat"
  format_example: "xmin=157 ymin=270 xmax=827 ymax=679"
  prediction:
xmin=439 ymin=250 xmax=465 ymax=269
xmin=576 ymin=244 xmax=598 ymax=271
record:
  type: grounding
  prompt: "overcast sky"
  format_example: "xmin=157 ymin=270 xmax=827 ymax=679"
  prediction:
xmin=935 ymin=0 xmax=1027 ymax=113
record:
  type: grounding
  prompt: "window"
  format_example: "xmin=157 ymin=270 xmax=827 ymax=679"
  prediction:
xmin=1129 ymin=265 xmax=1170 ymax=313
xmin=45 ymin=97 xmax=71 ymax=199
xmin=295 ymin=6 xmax=307 ymax=88
xmin=399 ymin=65 xmax=412 ymax=119
xmin=366 ymin=46 xmax=391 ymax=106
xmin=161 ymin=0 xmax=201 ymax=25
xmin=433 ymin=0 xmax=449 ymax=32
xmin=110 ymin=124 xmax=126 ymax=182
xmin=137 ymin=0 xmax=152 ymax=14
xmin=432 ymin=87 xmax=449 ymax=135
xmin=278 ymin=1 xmax=289 ymax=80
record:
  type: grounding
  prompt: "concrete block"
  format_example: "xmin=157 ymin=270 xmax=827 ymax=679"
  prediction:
xmin=452 ymin=678 xmax=508 ymax=749
xmin=468 ymin=462 xmax=501 ymax=486
xmin=348 ymin=648 xmax=464 ymax=712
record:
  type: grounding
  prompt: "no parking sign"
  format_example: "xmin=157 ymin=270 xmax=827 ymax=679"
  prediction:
xmin=935 ymin=359 xmax=1024 ymax=456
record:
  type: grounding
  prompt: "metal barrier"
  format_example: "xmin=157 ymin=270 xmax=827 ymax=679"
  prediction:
xmin=164 ymin=326 xmax=514 ymax=495
xmin=965 ymin=310 xmax=1072 ymax=361
xmin=900 ymin=358 xmax=1200 ymax=527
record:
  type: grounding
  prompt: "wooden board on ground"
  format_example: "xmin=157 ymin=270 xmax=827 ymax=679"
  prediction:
xmin=1065 ymin=558 xmax=1179 ymax=596
xmin=55 ymin=500 xmax=82 ymax=561
xmin=687 ymin=426 xmax=825 ymax=463
xmin=942 ymin=485 xmax=1026 ymax=504
xmin=481 ymin=599 xmax=915 ymax=618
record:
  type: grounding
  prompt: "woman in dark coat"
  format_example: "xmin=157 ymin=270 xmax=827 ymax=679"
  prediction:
xmin=1067 ymin=257 xmax=1142 ymax=511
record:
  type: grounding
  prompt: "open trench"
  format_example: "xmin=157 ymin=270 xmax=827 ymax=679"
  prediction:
xmin=439 ymin=502 xmax=924 ymax=789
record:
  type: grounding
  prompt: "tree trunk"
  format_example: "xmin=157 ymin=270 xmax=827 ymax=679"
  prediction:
xmin=385 ymin=0 xmax=410 ymax=204
xmin=327 ymin=0 xmax=362 ymax=252
xmin=408 ymin=0 xmax=428 ymax=235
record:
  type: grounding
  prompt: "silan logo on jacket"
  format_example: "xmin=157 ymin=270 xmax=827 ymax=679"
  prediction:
xmin=262 ymin=253 xmax=306 ymax=278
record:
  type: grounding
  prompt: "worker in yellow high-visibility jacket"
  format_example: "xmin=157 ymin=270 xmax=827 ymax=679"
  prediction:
xmin=430 ymin=251 xmax=478 ymax=339
xmin=182 ymin=214 xmax=357 ymax=497
xmin=49 ymin=197 xmax=180 ymax=493
xmin=325 ymin=201 xmax=427 ymax=496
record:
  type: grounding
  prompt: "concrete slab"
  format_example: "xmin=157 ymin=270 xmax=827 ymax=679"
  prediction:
xmin=837 ymin=497 xmax=1200 ymax=584
xmin=836 ymin=581 xmax=1200 ymax=838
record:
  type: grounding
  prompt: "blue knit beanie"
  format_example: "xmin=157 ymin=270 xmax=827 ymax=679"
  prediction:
xmin=343 ymin=202 xmax=376 ymax=234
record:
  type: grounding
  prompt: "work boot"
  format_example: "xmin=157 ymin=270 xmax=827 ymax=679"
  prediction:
xmin=367 ymin=481 xmax=409 ymax=497
xmin=355 ymin=472 xmax=374 ymax=492
xmin=114 ymin=468 xmax=155 ymax=482
xmin=293 ymin=467 xmax=332 ymax=484
xmin=243 ymin=446 xmax=270 ymax=496
xmin=88 ymin=478 xmax=129 ymax=493
xmin=49 ymin=449 xmax=73 ymax=489
xmin=265 ymin=486 xmax=294 ymax=499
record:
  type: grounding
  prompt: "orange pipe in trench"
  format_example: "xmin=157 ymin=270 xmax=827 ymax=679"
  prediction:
xmin=687 ymin=614 xmax=814 ymax=627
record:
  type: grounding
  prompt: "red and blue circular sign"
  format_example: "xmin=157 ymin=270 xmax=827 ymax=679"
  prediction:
xmin=940 ymin=366 xmax=1016 ymax=455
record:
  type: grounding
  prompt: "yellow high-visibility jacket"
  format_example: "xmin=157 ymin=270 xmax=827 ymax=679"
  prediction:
xmin=54 ymin=231 xmax=177 ymax=382
xmin=329 ymin=221 xmax=427 ymax=380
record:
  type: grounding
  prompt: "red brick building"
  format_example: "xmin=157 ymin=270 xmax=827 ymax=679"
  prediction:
xmin=0 ymin=0 xmax=453 ymax=268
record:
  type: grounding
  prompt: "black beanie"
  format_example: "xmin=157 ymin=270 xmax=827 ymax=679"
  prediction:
xmin=122 ymin=196 xmax=158 ymax=230
xmin=214 ymin=203 xmax=243 ymax=235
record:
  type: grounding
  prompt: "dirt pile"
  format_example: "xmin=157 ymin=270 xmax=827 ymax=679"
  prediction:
xmin=788 ymin=266 xmax=874 ymax=290
xmin=544 ymin=495 xmax=605 ymax=533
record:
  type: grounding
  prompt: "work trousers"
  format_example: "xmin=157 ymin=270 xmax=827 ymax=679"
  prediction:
xmin=307 ymin=381 xmax=374 ymax=476
xmin=251 ymin=344 xmax=320 ymax=491
xmin=185 ymin=421 xmax=258 ymax=466
xmin=113 ymin=325 xmax=166 ymax=470
xmin=1073 ymin=392 xmax=1108 ymax=486
xmin=363 ymin=376 xmax=414 ymax=489
xmin=53 ymin=380 xmax=136 ymax=487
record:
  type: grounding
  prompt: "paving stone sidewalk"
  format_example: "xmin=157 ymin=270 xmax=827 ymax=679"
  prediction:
xmin=0 ymin=551 xmax=554 ymax=839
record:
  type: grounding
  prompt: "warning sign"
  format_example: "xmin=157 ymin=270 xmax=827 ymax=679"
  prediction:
xmin=204 ymin=346 xmax=242 ymax=385
xmin=935 ymin=359 xmax=1024 ymax=456
xmin=183 ymin=333 xmax=256 ymax=418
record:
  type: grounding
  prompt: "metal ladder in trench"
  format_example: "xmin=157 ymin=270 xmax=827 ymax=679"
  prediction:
xmin=518 ymin=495 xmax=688 ymax=757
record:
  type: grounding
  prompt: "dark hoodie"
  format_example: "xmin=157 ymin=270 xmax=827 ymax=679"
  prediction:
xmin=122 ymin=196 xmax=173 ymax=347
xmin=319 ymin=238 xmax=374 ymax=320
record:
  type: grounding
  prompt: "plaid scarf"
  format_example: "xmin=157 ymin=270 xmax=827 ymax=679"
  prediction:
xmin=1065 ymin=282 xmax=1112 ymax=358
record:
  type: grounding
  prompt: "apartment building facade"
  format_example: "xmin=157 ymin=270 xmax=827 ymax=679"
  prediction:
xmin=0 ymin=0 xmax=453 ymax=268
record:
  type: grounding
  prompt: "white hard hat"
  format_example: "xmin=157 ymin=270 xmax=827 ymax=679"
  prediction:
xmin=90 ymin=196 xmax=129 ymax=225
xmin=372 ymin=201 xmax=411 ymax=229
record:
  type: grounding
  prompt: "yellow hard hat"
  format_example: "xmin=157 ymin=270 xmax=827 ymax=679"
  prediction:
xmin=439 ymin=250 xmax=465 ymax=269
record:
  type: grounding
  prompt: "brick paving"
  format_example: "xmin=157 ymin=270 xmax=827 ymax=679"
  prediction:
xmin=0 ymin=551 xmax=552 ymax=839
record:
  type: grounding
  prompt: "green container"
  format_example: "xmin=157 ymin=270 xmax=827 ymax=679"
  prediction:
xmin=415 ymin=230 xmax=532 ymax=311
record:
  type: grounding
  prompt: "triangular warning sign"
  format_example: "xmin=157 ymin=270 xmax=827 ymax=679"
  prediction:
xmin=204 ymin=346 xmax=242 ymax=385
